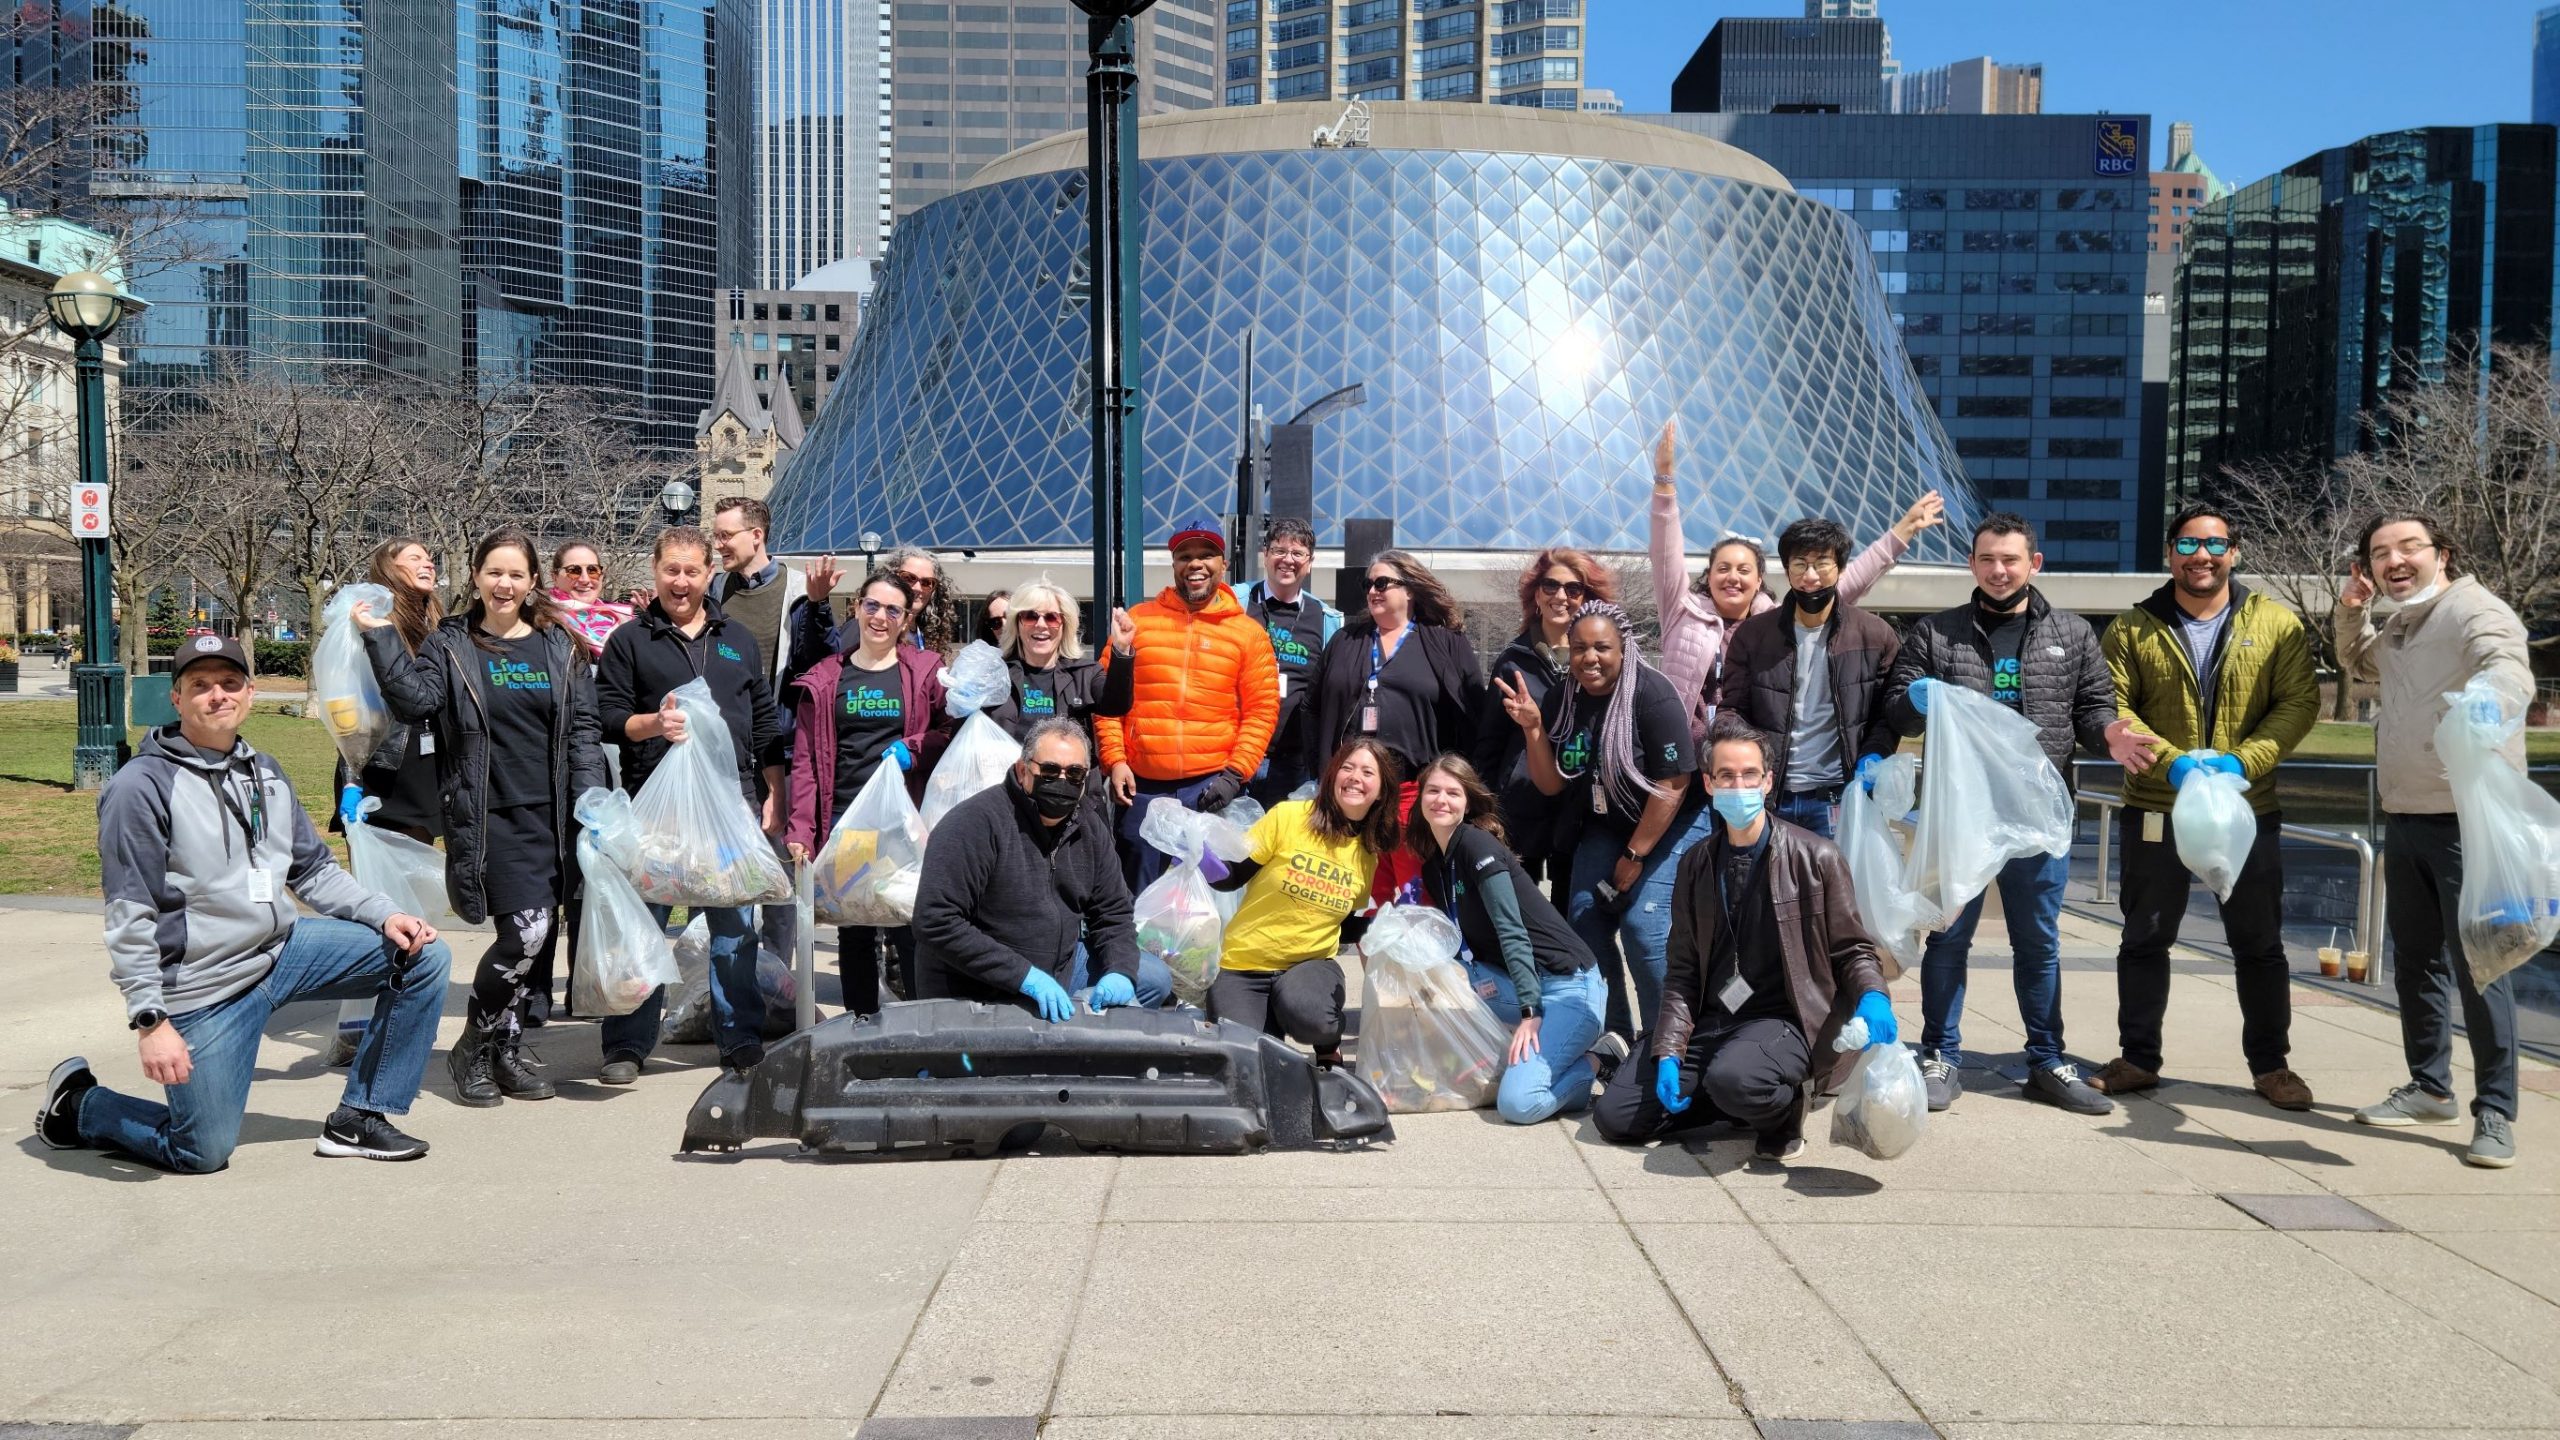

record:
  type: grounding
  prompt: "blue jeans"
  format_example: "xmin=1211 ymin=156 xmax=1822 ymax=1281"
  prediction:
xmin=1772 ymin=787 xmax=1839 ymax=839
xmin=76 ymin=917 xmax=453 ymax=1173
xmin=1466 ymin=958 xmax=1522 ymax=1022
xmin=1067 ymin=942 xmax=1177 ymax=1009
xmin=1919 ymin=851 xmax=2068 ymax=1069
xmin=1566 ymin=804 xmax=1715 ymax=1037
xmin=1118 ymin=772 xmax=1225 ymax=891
xmin=602 ymin=905 xmax=763 ymax=1062
xmin=1494 ymin=965 xmax=1608 ymax=1125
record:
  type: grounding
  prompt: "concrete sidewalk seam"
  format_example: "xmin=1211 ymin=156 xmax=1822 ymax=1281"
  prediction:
xmin=1037 ymin=1157 xmax=1117 ymax=1423
xmin=1566 ymin=1130 xmax=1760 ymax=1423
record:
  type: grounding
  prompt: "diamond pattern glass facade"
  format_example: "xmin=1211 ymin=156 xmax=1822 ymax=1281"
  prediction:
xmin=771 ymin=139 xmax=1973 ymax=558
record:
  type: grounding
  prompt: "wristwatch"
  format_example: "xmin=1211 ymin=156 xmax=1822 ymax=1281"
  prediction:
xmin=130 ymin=1008 xmax=168 ymax=1032
xmin=1621 ymin=846 xmax=1650 ymax=865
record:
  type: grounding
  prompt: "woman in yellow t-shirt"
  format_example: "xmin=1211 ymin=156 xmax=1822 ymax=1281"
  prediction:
xmin=1209 ymin=737 xmax=1401 ymax=1065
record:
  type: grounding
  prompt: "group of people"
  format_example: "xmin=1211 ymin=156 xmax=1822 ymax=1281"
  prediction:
xmin=35 ymin=439 xmax=2538 ymax=1175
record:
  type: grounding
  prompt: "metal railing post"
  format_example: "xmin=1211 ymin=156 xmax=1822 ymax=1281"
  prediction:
xmin=2075 ymin=790 xmax=2123 ymax=904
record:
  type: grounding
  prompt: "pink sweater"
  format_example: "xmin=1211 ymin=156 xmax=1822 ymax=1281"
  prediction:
xmin=1648 ymin=486 xmax=1906 ymax=741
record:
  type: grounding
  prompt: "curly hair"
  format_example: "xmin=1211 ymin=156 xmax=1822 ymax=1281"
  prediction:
xmin=885 ymin=544 xmax=963 ymax=655
xmin=1514 ymin=546 xmax=1616 ymax=633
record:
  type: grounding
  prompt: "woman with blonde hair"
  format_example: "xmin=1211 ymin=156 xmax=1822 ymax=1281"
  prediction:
xmin=985 ymin=577 xmax=1137 ymax=752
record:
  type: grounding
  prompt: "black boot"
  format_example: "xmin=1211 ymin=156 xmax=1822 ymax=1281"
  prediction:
xmin=490 ymin=1033 xmax=556 ymax=1101
xmin=447 ymin=1020 xmax=501 ymax=1107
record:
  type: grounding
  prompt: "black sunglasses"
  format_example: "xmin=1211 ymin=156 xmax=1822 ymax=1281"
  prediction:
xmin=1030 ymin=761 xmax=1090 ymax=786
xmin=2172 ymin=536 xmax=2233 ymax=557
xmin=1365 ymin=576 xmax=1406 ymax=593
xmin=1534 ymin=578 xmax=1589 ymax=601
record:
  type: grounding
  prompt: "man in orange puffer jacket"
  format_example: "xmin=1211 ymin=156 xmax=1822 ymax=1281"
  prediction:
xmin=1097 ymin=524 xmax=1280 ymax=888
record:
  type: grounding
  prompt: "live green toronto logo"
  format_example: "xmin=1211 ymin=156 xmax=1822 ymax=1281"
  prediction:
xmin=486 ymin=658 xmax=552 ymax=690
xmin=844 ymin=682 xmax=899 ymax=718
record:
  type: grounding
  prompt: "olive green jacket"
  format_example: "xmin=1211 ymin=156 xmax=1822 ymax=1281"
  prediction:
xmin=2102 ymin=582 xmax=2319 ymax=815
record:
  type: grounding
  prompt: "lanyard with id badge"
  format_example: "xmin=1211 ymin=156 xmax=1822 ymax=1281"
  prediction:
xmin=1711 ymin=841 xmax=1767 ymax=1014
xmin=1361 ymin=630 xmax=1402 ymax=734
xmin=213 ymin=760 xmax=274 ymax=903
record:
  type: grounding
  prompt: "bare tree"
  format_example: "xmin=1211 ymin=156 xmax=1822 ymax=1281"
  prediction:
xmin=105 ymin=388 xmax=209 ymax=672
xmin=2212 ymin=455 xmax=2385 ymax=718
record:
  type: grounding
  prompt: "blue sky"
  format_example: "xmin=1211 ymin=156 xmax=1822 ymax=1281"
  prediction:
xmin=1587 ymin=1 xmax=2545 ymax=187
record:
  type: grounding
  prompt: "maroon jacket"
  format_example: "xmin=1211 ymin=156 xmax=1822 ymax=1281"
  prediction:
xmin=787 ymin=645 xmax=952 ymax=854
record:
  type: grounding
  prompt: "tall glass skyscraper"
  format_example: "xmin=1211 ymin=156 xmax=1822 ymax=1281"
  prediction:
xmin=758 ymin=0 xmax=891 ymax=284
xmin=1218 ymin=0 xmax=1588 ymax=112
xmin=2537 ymin=6 xmax=2560 ymax=128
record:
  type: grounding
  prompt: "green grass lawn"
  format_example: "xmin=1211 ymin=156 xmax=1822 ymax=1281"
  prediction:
xmin=2288 ymin=720 xmax=2560 ymax=764
xmin=0 ymin=700 xmax=344 ymax=896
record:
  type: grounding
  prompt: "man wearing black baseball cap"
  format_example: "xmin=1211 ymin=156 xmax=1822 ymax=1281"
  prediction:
xmin=1092 ymin=522 xmax=1281 ymax=889
xmin=37 ymin=632 xmax=454 ymax=1171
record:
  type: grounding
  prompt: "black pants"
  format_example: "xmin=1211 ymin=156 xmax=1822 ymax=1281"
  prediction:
xmin=839 ymin=926 xmax=916 ymax=1019
xmin=1208 ymin=959 xmax=1345 ymax=1052
xmin=2114 ymin=805 xmax=2293 ymax=1076
xmin=469 ymin=908 xmax=556 ymax=1036
xmin=1593 ymin=1017 xmax=1809 ymax=1144
xmin=2384 ymin=813 xmax=2519 ymax=1121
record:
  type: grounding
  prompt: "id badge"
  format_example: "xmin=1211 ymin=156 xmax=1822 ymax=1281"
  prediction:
xmin=246 ymin=868 xmax=275 ymax=904
xmin=1361 ymin=705 xmax=1378 ymax=732
xmin=1277 ymin=675 xmax=1289 ymax=701
xmin=1717 ymin=972 xmax=1751 ymax=1013
xmin=2142 ymin=810 xmax=2165 ymax=844
xmin=1591 ymin=785 xmax=1609 ymax=816
xmin=417 ymin=732 xmax=435 ymax=755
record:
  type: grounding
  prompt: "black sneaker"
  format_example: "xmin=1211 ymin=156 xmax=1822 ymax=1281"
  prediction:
xmin=37 ymin=1056 xmax=97 ymax=1150
xmin=315 ymin=1106 xmax=429 ymax=1161
xmin=2024 ymin=1062 xmax=2115 ymax=1116
xmin=598 ymin=1052 xmax=643 ymax=1086
xmin=1587 ymin=1032 xmax=1632 ymax=1088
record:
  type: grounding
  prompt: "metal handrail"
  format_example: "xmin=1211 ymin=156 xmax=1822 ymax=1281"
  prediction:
xmin=2072 ymin=790 xmax=2385 ymax=986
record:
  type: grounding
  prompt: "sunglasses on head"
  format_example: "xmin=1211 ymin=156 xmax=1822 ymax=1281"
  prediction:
xmin=1030 ymin=761 xmax=1090 ymax=786
xmin=1534 ymin=577 xmax=1589 ymax=601
xmin=1365 ymin=576 xmax=1406 ymax=593
xmin=2172 ymin=536 xmax=2233 ymax=557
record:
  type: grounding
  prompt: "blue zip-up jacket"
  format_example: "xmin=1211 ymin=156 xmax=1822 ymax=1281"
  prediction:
xmin=99 ymin=725 xmax=396 ymax=1020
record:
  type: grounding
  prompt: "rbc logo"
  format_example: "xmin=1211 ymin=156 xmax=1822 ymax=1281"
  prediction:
xmin=2094 ymin=118 xmax=2141 ymax=176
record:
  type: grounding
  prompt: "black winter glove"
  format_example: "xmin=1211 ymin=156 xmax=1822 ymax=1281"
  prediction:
xmin=1195 ymin=770 xmax=1246 ymax=814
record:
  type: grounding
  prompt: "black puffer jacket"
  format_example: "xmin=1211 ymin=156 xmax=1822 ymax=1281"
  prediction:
xmin=366 ymin=617 xmax=609 ymax=923
xmin=1469 ymin=631 xmax=1572 ymax=864
xmin=1883 ymin=587 xmax=2116 ymax=778
xmin=1712 ymin=595 xmax=1902 ymax=786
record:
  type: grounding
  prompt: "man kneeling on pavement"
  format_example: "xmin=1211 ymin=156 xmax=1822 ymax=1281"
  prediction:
xmin=1595 ymin=715 xmax=1897 ymax=1161
xmin=38 ymin=635 xmax=453 ymax=1171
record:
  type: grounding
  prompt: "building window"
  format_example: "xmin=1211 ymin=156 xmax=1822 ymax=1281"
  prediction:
xmin=1963 ymin=188 xmax=2038 ymax=210
xmin=2046 ymin=519 xmax=2121 ymax=541
xmin=824 ymin=334 xmax=841 ymax=351
xmin=1273 ymin=69 xmax=1326 ymax=99
xmin=752 ymin=302 xmax=769 ymax=320
xmin=1273 ymin=39 xmax=1326 ymax=69
xmin=1959 ymin=314 xmax=2035 ymax=336
xmin=1227 ymin=26 xmax=1257 ymax=50
xmin=1227 ymin=54 xmax=1259 ymax=79
xmin=2047 ymin=438 xmax=2125 ymax=459
xmin=2049 ymin=479 xmax=2122 ymax=500
xmin=1342 ymin=0 xmax=1401 ymax=25
xmin=2049 ymin=396 xmax=2125 ymax=418
xmin=1416 ymin=39 xmax=1476 ymax=71
xmin=1958 ymin=355 xmax=2034 ymax=377
xmin=1226 ymin=0 xmax=1257 ymax=22
xmin=826 ymin=365 xmax=841 ymax=382
xmin=1226 ymin=81 xmax=1263 ymax=104
xmin=1492 ymin=56 xmax=1576 ymax=87
xmin=2050 ymin=354 xmax=2126 ymax=377
xmin=1415 ymin=70 xmax=1477 ymax=99
xmin=753 ymin=363 xmax=769 ymax=381
xmin=1272 ymin=14 xmax=1324 ymax=42
xmin=1954 ymin=437 xmax=2031 ymax=459
xmin=1955 ymin=395 xmax=2032 ymax=418
xmin=1414 ymin=10 xmax=1475 ymax=42
xmin=1344 ymin=25 xmax=1400 ymax=57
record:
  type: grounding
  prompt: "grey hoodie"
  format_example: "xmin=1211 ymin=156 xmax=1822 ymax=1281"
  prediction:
xmin=100 ymin=725 xmax=396 ymax=1020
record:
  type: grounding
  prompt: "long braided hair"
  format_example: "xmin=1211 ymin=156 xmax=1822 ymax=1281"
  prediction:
xmin=1546 ymin=600 xmax=1673 ymax=810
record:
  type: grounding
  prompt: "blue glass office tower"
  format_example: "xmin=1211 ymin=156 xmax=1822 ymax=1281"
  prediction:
xmin=2168 ymin=124 xmax=2560 ymax=498
xmin=2537 ymin=6 xmax=2560 ymax=129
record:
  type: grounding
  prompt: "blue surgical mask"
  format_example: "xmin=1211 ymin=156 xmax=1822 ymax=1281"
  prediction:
xmin=1711 ymin=787 xmax=1765 ymax=829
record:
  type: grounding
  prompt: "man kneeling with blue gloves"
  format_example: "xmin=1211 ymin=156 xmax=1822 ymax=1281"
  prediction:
xmin=1595 ymin=716 xmax=1895 ymax=1161
xmin=914 ymin=719 xmax=1170 ymax=1020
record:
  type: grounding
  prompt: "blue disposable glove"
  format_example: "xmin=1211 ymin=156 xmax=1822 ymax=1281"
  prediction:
xmin=2204 ymin=753 xmax=2244 ymax=779
xmin=338 ymin=783 xmax=366 ymax=828
xmin=1908 ymin=677 xmax=1940 ymax=715
xmin=1018 ymin=967 xmax=1074 ymax=1023
xmin=1089 ymin=972 xmax=1137 ymax=1011
xmin=2167 ymin=754 xmax=2201 ymax=790
xmin=1654 ymin=1056 xmax=1692 ymax=1114
xmin=1855 ymin=753 xmax=1883 ymax=795
xmin=1853 ymin=990 xmax=1899 ymax=1049
xmin=885 ymin=739 xmax=914 ymax=772
xmin=2467 ymin=695 xmax=2507 ymax=742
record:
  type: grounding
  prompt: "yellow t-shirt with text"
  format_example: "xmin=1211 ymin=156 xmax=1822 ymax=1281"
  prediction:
xmin=1219 ymin=800 xmax=1376 ymax=973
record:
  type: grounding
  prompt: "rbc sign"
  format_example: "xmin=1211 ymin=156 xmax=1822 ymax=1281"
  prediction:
xmin=2094 ymin=118 xmax=2142 ymax=176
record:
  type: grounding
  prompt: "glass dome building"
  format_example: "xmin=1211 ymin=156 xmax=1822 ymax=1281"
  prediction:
xmin=769 ymin=103 xmax=1972 ymax=560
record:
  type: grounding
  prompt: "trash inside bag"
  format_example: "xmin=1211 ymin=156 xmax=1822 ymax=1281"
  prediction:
xmin=2436 ymin=677 xmax=2560 ymax=987
xmin=622 ymin=678 xmax=792 ymax=908
xmin=2170 ymin=752 xmax=2256 ymax=902
xmin=1130 ymin=797 xmax=1259 ymax=1003
xmin=1839 ymin=753 xmax=1935 ymax=975
xmin=813 ymin=762 xmax=929 ymax=927
xmin=1827 ymin=1016 xmax=1927 ymax=1160
xmin=662 ymin=915 xmax=799 ymax=1043
xmin=1356 ymin=904 xmax=1510 ymax=1113
xmin=1905 ymin=683 xmax=2075 ymax=922
xmin=571 ymin=789 xmax=682 ymax=1015
xmin=938 ymin=640 xmax=1012 ymax=716
xmin=921 ymin=711 xmax=1016 ymax=831
xmin=313 ymin=582 xmax=396 ymax=771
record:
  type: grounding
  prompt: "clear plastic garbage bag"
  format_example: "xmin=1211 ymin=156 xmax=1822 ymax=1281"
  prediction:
xmin=1356 ymin=904 xmax=1510 ymax=1113
xmin=2436 ymin=677 xmax=2560 ymax=987
xmin=922 ymin=711 xmax=1016 ymax=831
xmin=336 ymin=801 xmax=463 ymax=1050
xmin=1838 ymin=753 xmax=1935 ymax=975
xmin=313 ymin=582 xmax=395 ymax=771
xmin=1130 ymin=798 xmax=1253 ymax=1006
xmin=572 ymin=787 xmax=682 ymax=1015
xmin=812 ymin=762 xmax=928 ymax=927
xmin=1906 ymin=683 xmax=2075 ymax=923
xmin=663 ymin=915 xmax=799 ymax=1043
xmin=2170 ymin=751 xmax=2257 ymax=902
xmin=1827 ymin=1017 xmax=1927 ymax=1160
xmin=623 ymin=678 xmax=792 ymax=908
xmin=939 ymin=640 xmax=1011 ymax=716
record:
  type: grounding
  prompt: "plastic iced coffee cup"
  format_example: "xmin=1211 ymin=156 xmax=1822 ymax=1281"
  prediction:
xmin=2317 ymin=946 xmax=2342 ymax=978
xmin=2345 ymin=949 xmax=2369 ymax=983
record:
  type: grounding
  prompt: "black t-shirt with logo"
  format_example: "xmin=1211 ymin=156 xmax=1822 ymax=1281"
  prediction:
xmin=479 ymin=630 xmax=557 ymax=808
xmin=1251 ymin=590 xmax=1328 ymax=763
xmin=1982 ymin=609 xmax=2028 ymax=710
xmin=833 ymin=657 xmax=906 ymax=812
xmin=1538 ymin=666 xmax=1699 ymax=840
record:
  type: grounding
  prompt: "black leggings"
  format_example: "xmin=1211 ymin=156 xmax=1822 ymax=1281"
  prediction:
xmin=469 ymin=908 xmax=556 ymax=1035
xmin=1208 ymin=959 xmax=1346 ymax=1053
xmin=839 ymin=926 xmax=916 ymax=1018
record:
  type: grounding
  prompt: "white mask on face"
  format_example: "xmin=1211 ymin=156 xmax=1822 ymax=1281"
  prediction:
xmin=2405 ymin=579 xmax=2444 ymax=606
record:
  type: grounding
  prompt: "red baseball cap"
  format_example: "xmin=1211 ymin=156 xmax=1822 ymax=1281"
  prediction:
xmin=1165 ymin=523 xmax=1227 ymax=555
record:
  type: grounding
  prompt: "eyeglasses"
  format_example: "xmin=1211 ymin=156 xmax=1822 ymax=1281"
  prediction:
xmin=1365 ymin=576 xmax=1406 ymax=593
xmin=858 ymin=598 xmax=907 ymax=620
xmin=2172 ymin=536 xmax=2233 ymax=557
xmin=1709 ymin=770 xmax=1766 ymax=786
xmin=1264 ymin=547 xmax=1312 ymax=563
xmin=557 ymin=564 xmax=602 ymax=577
xmin=1019 ymin=610 xmax=1064 ymax=626
xmin=1784 ymin=556 xmax=1841 ymax=578
xmin=1534 ymin=578 xmax=1589 ymax=601
xmin=1030 ymin=761 xmax=1090 ymax=786
xmin=2368 ymin=539 xmax=2437 ymax=564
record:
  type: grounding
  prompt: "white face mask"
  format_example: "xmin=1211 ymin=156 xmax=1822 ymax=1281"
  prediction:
xmin=2405 ymin=579 xmax=2444 ymax=606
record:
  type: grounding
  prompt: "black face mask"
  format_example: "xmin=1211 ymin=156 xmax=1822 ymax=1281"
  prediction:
xmin=1794 ymin=584 xmax=1838 ymax=614
xmin=1973 ymin=585 xmax=2029 ymax=616
xmin=1031 ymin=774 xmax=1082 ymax=820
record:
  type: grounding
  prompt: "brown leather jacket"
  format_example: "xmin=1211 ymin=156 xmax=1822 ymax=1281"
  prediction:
xmin=1652 ymin=817 xmax=1887 ymax=1090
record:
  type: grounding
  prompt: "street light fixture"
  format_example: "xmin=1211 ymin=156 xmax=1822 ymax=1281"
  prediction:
xmin=660 ymin=477 xmax=698 ymax=527
xmin=47 ymin=269 xmax=129 ymax=790
xmin=1070 ymin=0 xmax=1156 ymax=613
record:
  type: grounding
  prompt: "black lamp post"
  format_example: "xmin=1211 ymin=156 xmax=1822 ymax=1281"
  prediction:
xmin=46 ymin=270 xmax=128 ymax=789
xmin=1071 ymin=0 xmax=1155 ymax=613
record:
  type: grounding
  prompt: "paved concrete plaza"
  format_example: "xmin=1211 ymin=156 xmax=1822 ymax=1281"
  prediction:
xmin=3 ymin=898 xmax=2554 ymax=1439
